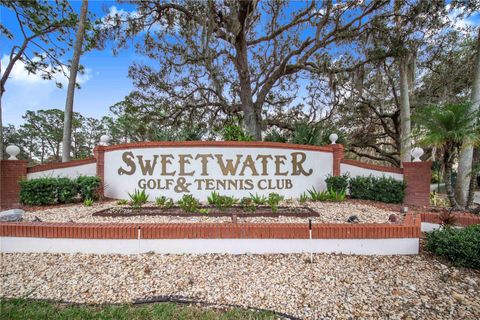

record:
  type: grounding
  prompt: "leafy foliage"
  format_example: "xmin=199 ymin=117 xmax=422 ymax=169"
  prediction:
xmin=349 ymin=176 xmax=406 ymax=203
xmin=325 ymin=174 xmax=349 ymax=193
xmin=76 ymin=176 xmax=101 ymax=200
xmin=83 ymin=198 xmax=94 ymax=207
xmin=267 ymin=193 xmax=284 ymax=213
xmin=426 ymin=225 xmax=480 ymax=269
xmin=55 ymin=177 xmax=78 ymax=204
xmin=20 ymin=176 xmax=100 ymax=205
xmin=128 ymin=189 xmax=149 ymax=208
xmin=117 ymin=199 xmax=128 ymax=205
xmin=307 ymin=188 xmax=329 ymax=202
xmin=249 ymin=193 xmax=267 ymax=205
xmin=207 ymin=192 xmax=238 ymax=211
xmin=155 ymin=196 xmax=174 ymax=209
xmin=177 ymin=194 xmax=200 ymax=213
xmin=20 ymin=178 xmax=58 ymax=205
xmin=221 ymin=125 xmax=254 ymax=141
xmin=240 ymin=197 xmax=256 ymax=212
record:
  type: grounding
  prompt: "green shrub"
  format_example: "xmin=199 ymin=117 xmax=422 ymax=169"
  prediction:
xmin=325 ymin=174 xmax=349 ymax=193
xmin=326 ymin=188 xmax=346 ymax=202
xmin=20 ymin=176 xmax=101 ymax=205
xmin=155 ymin=196 xmax=174 ymax=209
xmin=307 ymin=187 xmax=329 ymax=202
xmin=268 ymin=193 xmax=284 ymax=213
xmin=221 ymin=124 xmax=254 ymax=141
xmin=249 ymin=193 xmax=267 ymax=205
xmin=349 ymin=175 xmax=405 ymax=203
xmin=240 ymin=197 xmax=256 ymax=212
xmin=83 ymin=198 xmax=94 ymax=206
xmin=56 ymin=177 xmax=77 ymax=203
xmin=208 ymin=192 xmax=237 ymax=211
xmin=117 ymin=199 xmax=129 ymax=205
xmin=177 ymin=194 xmax=200 ymax=213
xmin=426 ymin=225 xmax=480 ymax=269
xmin=128 ymin=189 xmax=149 ymax=208
xmin=19 ymin=178 xmax=57 ymax=205
xmin=76 ymin=176 xmax=101 ymax=200
xmin=198 ymin=208 xmax=209 ymax=215
xmin=299 ymin=192 xmax=309 ymax=203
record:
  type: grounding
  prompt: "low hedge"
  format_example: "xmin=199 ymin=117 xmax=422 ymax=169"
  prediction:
xmin=426 ymin=225 xmax=480 ymax=269
xmin=20 ymin=176 xmax=101 ymax=206
xmin=325 ymin=174 xmax=349 ymax=193
xmin=349 ymin=175 xmax=406 ymax=203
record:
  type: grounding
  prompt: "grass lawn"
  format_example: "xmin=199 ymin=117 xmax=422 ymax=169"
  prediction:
xmin=0 ymin=299 xmax=277 ymax=320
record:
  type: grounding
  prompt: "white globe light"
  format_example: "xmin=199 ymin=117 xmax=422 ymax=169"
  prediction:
xmin=329 ymin=133 xmax=338 ymax=144
xmin=99 ymin=135 xmax=111 ymax=146
xmin=411 ymin=147 xmax=424 ymax=162
xmin=6 ymin=145 xmax=20 ymax=160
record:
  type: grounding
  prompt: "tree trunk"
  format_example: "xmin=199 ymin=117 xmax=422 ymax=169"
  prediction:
xmin=466 ymin=147 xmax=479 ymax=209
xmin=444 ymin=151 xmax=459 ymax=209
xmin=399 ymin=57 xmax=412 ymax=163
xmin=455 ymin=29 xmax=480 ymax=207
xmin=62 ymin=0 xmax=88 ymax=162
xmin=233 ymin=1 xmax=262 ymax=140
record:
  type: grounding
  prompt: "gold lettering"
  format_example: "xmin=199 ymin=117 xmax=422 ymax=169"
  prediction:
xmin=137 ymin=155 xmax=159 ymax=175
xmin=160 ymin=154 xmax=176 ymax=176
xmin=239 ymin=155 xmax=259 ymax=176
xmin=178 ymin=154 xmax=195 ymax=176
xmin=256 ymin=155 xmax=273 ymax=175
xmin=274 ymin=155 xmax=288 ymax=176
xmin=215 ymin=154 xmax=242 ymax=175
xmin=118 ymin=151 xmax=136 ymax=175
xmin=195 ymin=154 xmax=214 ymax=175
xmin=291 ymin=152 xmax=313 ymax=176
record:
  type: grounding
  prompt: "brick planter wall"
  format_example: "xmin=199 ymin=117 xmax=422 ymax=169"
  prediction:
xmin=0 ymin=160 xmax=28 ymax=210
xmin=0 ymin=213 xmax=420 ymax=239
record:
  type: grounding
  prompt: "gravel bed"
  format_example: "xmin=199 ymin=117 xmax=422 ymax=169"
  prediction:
xmin=21 ymin=200 xmax=401 ymax=224
xmin=1 ymin=252 xmax=479 ymax=319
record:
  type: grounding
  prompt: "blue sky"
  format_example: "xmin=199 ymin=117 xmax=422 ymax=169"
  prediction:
xmin=1 ymin=1 xmax=479 ymax=127
xmin=1 ymin=1 xmax=139 ymax=126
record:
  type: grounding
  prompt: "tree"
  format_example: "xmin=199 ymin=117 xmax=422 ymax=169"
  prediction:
xmin=456 ymin=28 xmax=480 ymax=208
xmin=105 ymin=0 xmax=388 ymax=140
xmin=413 ymin=103 xmax=479 ymax=209
xmin=62 ymin=0 xmax=89 ymax=162
xmin=0 ymin=0 xmax=79 ymax=159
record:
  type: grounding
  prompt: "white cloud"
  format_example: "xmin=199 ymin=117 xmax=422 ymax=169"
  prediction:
xmin=1 ymin=55 xmax=92 ymax=125
xmin=1 ymin=55 xmax=91 ymax=87
xmin=445 ymin=5 xmax=479 ymax=31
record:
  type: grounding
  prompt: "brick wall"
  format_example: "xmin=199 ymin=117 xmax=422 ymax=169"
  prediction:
xmin=403 ymin=162 xmax=432 ymax=207
xmin=0 ymin=213 xmax=420 ymax=239
xmin=332 ymin=144 xmax=344 ymax=176
xmin=0 ymin=160 xmax=28 ymax=210
xmin=93 ymin=146 xmax=106 ymax=198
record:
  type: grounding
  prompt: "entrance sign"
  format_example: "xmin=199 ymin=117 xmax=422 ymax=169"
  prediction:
xmin=102 ymin=142 xmax=334 ymax=200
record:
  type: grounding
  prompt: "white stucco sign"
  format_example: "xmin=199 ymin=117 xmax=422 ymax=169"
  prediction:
xmin=102 ymin=143 xmax=334 ymax=200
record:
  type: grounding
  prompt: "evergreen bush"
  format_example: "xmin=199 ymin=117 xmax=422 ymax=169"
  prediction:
xmin=349 ymin=175 xmax=405 ymax=203
xmin=426 ymin=225 xmax=480 ymax=269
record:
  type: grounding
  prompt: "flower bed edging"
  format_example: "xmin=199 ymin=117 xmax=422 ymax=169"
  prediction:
xmin=0 ymin=213 xmax=420 ymax=239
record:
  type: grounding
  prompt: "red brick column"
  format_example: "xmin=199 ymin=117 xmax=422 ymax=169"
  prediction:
xmin=403 ymin=161 xmax=432 ymax=207
xmin=0 ymin=160 xmax=28 ymax=210
xmin=93 ymin=146 xmax=106 ymax=199
xmin=331 ymin=144 xmax=344 ymax=176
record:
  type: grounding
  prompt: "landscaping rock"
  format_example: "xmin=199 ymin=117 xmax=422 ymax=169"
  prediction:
xmin=0 ymin=209 xmax=23 ymax=222
xmin=1 ymin=252 xmax=479 ymax=319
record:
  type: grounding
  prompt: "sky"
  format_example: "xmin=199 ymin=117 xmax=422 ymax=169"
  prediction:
xmin=1 ymin=1 xmax=479 ymax=127
xmin=1 ymin=1 xmax=139 ymax=126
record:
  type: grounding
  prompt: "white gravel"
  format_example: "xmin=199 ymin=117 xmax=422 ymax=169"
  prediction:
xmin=22 ymin=200 xmax=400 ymax=224
xmin=1 ymin=252 xmax=479 ymax=319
